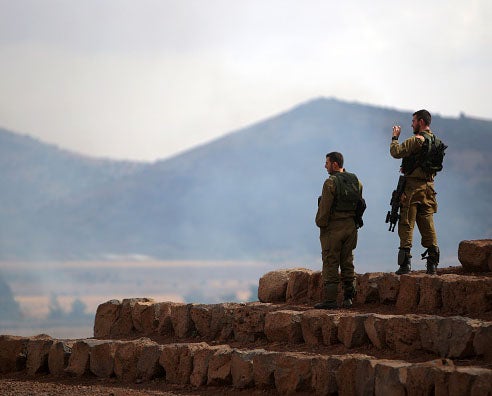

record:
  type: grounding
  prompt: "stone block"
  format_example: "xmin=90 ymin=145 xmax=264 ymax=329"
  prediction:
xmin=300 ymin=310 xmax=338 ymax=346
xmin=356 ymin=272 xmax=385 ymax=304
xmin=441 ymin=275 xmax=492 ymax=315
xmin=48 ymin=340 xmax=72 ymax=376
xmin=374 ymin=360 xmax=411 ymax=396
xmin=448 ymin=366 xmax=492 ymax=396
xmin=89 ymin=340 xmax=117 ymax=378
xmin=473 ymin=322 xmax=492 ymax=362
xmin=190 ymin=345 xmax=223 ymax=387
xmin=458 ymin=239 xmax=492 ymax=272
xmin=418 ymin=276 xmax=443 ymax=313
xmin=384 ymin=315 xmax=421 ymax=353
xmin=338 ymin=314 xmax=370 ymax=348
xmin=335 ymin=354 xmax=376 ymax=396
xmin=252 ymin=350 xmax=278 ymax=389
xmin=132 ymin=299 xmax=157 ymax=335
xmin=258 ymin=269 xmax=292 ymax=303
xmin=231 ymin=349 xmax=260 ymax=389
xmin=93 ymin=299 xmax=121 ymax=338
xmin=26 ymin=335 xmax=53 ymax=375
xmin=114 ymin=340 xmax=144 ymax=382
xmin=264 ymin=310 xmax=303 ymax=343
xmin=0 ymin=335 xmax=28 ymax=373
xmin=285 ymin=268 xmax=313 ymax=304
xmin=213 ymin=303 xmax=237 ymax=342
xmin=405 ymin=359 xmax=455 ymax=396
xmin=207 ymin=345 xmax=233 ymax=385
xmin=233 ymin=303 xmax=270 ymax=342
xmin=419 ymin=316 xmax=478 ymax=358
xmin=160 ymin=342 xmax=207 ymax=385
xmin=364 ymin=314 xmax=394 ymax=349
xmin=170 ymin=303 xmax=195 ymax=338
xmin=156 ymin=301 xmax=177 ymax=336
xmin=274 ymin=353 xmax=314 ymax=395
xmin=66 ymin=340 xmax=105 ymax=377
xmin=307 ymin=271 xmax=323 ymax=305
xmin=395 ymin=274 xmax=423 ymax=312
xmin=190 ymin=304 xmax=214 ymax=339
xmin=111 ymin=298 xmax=153 ymax=338
xmin=379 ymin=273 xmax=400 ymax=304
xmin=311 ymin=355 xmax=345 ymax=395
xmin=136 ymin=342 xmax=165 ymax=381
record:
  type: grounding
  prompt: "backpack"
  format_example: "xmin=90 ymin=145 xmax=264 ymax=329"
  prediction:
xmin=419 ymin=132 xmax=447 ymax=174
xmin=331 ymin=172 xmax=366 ymax=228
xmin=401 ymin=132 xmax=447 ymax=175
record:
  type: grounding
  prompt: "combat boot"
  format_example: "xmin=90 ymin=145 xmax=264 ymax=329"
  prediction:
xmin=314 ymin=283 xmax=338 ymax=309
xmin=422 ymin=246 xmax=439 ymax=275
xmin=342 ymin=280 xmax=357 ymax=308
xmin=395 ymin=248 xmax=411 ymax=275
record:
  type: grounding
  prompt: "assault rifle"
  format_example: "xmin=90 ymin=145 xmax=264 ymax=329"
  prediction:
xmin=385 ymin=176 xmax=406 ymax=232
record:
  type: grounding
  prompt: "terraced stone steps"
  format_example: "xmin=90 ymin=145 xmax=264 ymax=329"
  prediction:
xmin=258 ymin=269 xmax=492 ymax=319
xmin=2 ymin=262 xmax=492 ymax=395
xmin=1 ymin=336 xmax=491 ymax=395
xmin=92 ymin=299 xmax=492 ymax=363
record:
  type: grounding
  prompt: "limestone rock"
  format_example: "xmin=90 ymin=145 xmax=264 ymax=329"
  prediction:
xmin=231 ymin=349 xmax=261 ymax=389
xmin=131 ymin=300 xmax=158 ymax=335
xmin=26 ymin=335 xmax=53 ymax=375
xmin=190 ymin=345 xmax=223 ymax=387
xmin=48 ymin=340 xmax=73 ymax=376
xmin=258 ymin=269 xmax=293 ymax=303
xmin=114 ymin=338 xmax=152 ymax=382
xmin=93 ymin=299 xmax=121 ymax=338
xmin=252 ymin=350 xmax=278 ymax=389
xmin=89 ymin=340 xmax=118 ymax=378
xmin=264 ymin=310 xmax=303 ymax=343
xmin=233 ymin=303 xmax=270 ymax=342
xmin=207 ymin=345 xmax=233 ymax=386
xmin=136 ymin=342 xmax=165 ymax=381
xmin=0 ymin=335 xmax=28 ymax=373
xmin=274 ymin=353 xmax=314 ymax=394
xmin=170 ymin=303 xmax=195 ymax=338
xmin=285 ymin=268 xmax=313 ymax=304
xmin=66 ymin=340 xmax=105 ymax=377
xmin=111 ymin=298 xmax=153 ymax=338
xmin=300 ymin=310 xmax=338 ymax=346
xmin=338 ymin=314 xmax=369 ymax=348
xmin=458 ymin=239 xmax=492 ymax=272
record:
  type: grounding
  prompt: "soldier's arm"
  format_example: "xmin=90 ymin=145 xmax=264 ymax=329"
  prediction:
xmin=315 ymin=178 xmax=335 ymax=228
xmin=390 ymin=136 xmax=424 ymax=159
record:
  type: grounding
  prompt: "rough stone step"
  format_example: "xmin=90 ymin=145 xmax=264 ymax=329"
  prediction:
xmin=1 ymin=335 xmax=491 ymax=395
xmin=92 ymin=299 xmax=492 ymax=362
xmin=258 ymin=267 xmax=492 ymax=318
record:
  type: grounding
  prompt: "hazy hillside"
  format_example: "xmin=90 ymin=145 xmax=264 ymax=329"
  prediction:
xmin=1 ymin=98 xmax=491 ymax=271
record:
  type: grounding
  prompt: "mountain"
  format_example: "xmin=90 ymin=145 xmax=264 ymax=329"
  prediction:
xmin=1 ymin=98 xmax=491 ymax=271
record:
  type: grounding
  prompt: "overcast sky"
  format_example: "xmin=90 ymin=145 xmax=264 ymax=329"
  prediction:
xmin=1 ymin=0 xmax=490 ymax=161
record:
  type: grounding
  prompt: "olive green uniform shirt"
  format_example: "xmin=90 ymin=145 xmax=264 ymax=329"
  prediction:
xmin=389 ymin=132 xmax=435 ymax=180
xmin=315 ymin=173 xmax=362 ymax=228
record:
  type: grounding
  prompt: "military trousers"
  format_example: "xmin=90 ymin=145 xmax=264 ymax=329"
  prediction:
xmin=319 ymin=217 xmax=357 ymax=285
xmin=398 ymin=179 xmax=438 ymax=250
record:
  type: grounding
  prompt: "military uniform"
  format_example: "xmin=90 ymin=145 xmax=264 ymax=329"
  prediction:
xmin=315 ymin=171 xmax=362 ymax=307
xmin=390 ymin=132 xmax=439 ymax=274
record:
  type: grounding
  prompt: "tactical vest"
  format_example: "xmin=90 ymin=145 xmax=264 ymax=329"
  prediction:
xmin=401 ymin=132 xmax=447 ymax=176
xmin=331 ymin=172 xmax=361 ymax=212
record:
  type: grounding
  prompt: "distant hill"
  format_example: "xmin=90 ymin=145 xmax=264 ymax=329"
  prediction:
xmin=1 ymin=98 xmax=491 ymax=272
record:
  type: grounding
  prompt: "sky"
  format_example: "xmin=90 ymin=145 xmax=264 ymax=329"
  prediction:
xmin=0 ymin=0 xmax=491 ymax=161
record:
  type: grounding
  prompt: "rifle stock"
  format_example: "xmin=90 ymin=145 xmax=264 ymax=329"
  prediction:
xmin=385 ymin=176 xmax=406 ymax=232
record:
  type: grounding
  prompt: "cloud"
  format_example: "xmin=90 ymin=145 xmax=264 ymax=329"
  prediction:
xmin=0 ymin=0 xmax=490 ymax=160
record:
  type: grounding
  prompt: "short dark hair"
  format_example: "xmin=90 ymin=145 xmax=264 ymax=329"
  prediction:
xmin=326 ymin=152 xmax=344 ymax=168
xmin=413 ymin=109 xmax=432 ymax=126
